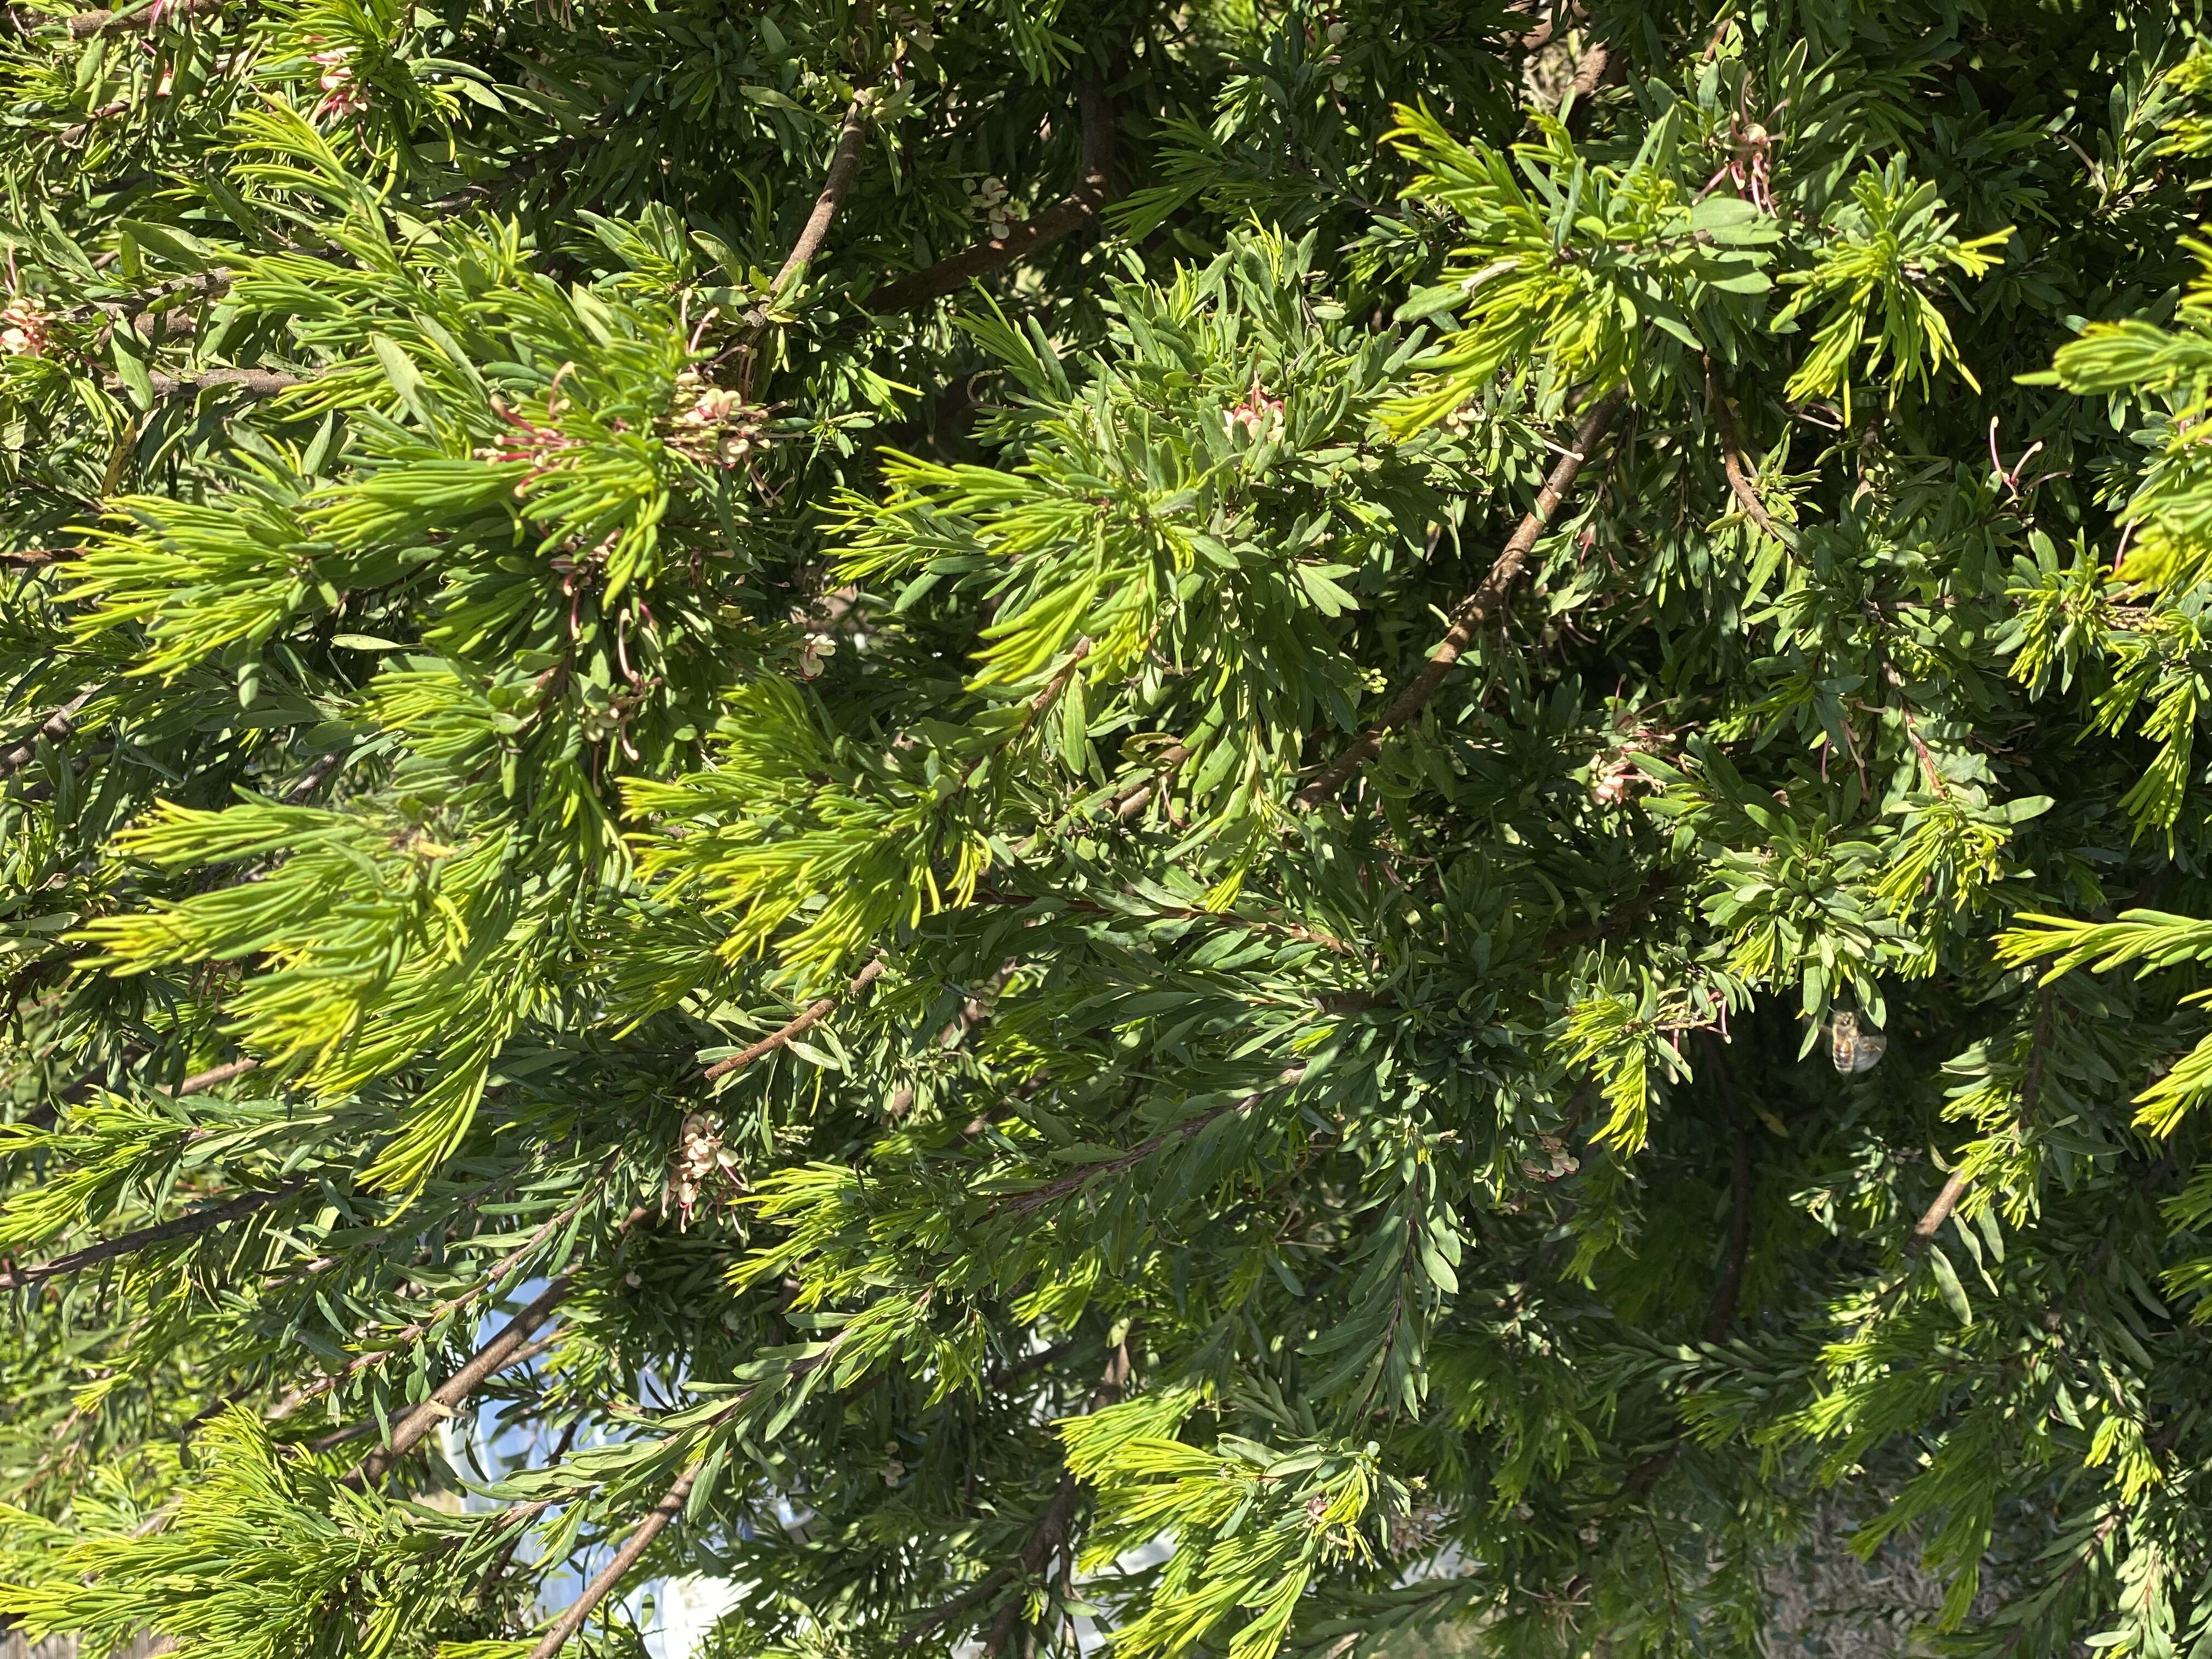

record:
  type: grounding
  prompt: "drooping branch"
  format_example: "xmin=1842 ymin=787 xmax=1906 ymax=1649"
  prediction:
xmin=0 ymin=1181 xmax=303 ymax=1293
xmin=1293 ymin=389 xmax=1627 ymax=809
xmin=868 ymin=82 xmax=1117 ymax=313
xmin=703 ymin=957 xmax=888 ymax=1083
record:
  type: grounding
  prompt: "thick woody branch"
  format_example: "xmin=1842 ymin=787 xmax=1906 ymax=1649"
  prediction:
xmin=1294 ymin=390 xmax=1626 ymax=809
xmin=870 ymin=82 xmax=1116 ymax=312
xmin=523 ymin=1332 xmax=854 ymax=1657
xmin=703 ymin=957 xmax=888 ymax=1083
xmin=0 ymin=1181 xmax=303 ymax=1293
xmin=771 ymin=92 xmax=877 ymax=296
xmin=137 ymin=368 xmax=301 ymax=399
xmin=525 ymin=1464 xmax=699 ymax=1659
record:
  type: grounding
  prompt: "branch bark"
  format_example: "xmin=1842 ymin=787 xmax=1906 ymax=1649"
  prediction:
xmin=524 ymin=1464 xmax=700 ymax=1659
xmin=65 ymin=0 xmax=218 ymax=36
xmin=346 ymin=1274 xmax=571 ymax=1485
xmin=869 ymin=82 xmax=1117 ymax=312
xmin=0 ymin=691 xmax=92 ymax=785
xmin=703 ymin=957 xmax=888 ymax=1083
xmin=1705 ymin=360 xmax=1797 ymax=549
xmin=104 ymin=368 xmax=301 ymax=400
xmin=1908 ymin=984 xmax=2054 ymax=1255
xmin=162 ymin=1057 xmax=259 ymax=1097
xmin=770 ymin=91 xmax=877 ymax=297
xmin=980 ymin=1341 xmax=1130 ymax=1655
xmin=1293 ymin=389 xmax=1627 ymax=809
xmin=0 ymin=1181 xmax=302 ymax=1293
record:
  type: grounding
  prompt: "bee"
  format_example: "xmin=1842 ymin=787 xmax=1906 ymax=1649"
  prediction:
xmin=1827 ymin=1011 xmax=1888 ymax=1075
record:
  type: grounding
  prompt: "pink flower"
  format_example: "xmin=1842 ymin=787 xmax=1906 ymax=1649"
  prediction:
xmin=1 ymin=296 xmax=49 ymax=359
xmin=308 ymin=48 xmax=368 ymax=121
xmin=1223 ymin=376 xmax=1286 ymax=443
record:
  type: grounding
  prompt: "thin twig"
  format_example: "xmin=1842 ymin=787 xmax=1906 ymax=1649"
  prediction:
xmin=1008 ymin=1070 xmax=1302 ymax=1216
xmin=703 ymin=957 xmax=888 ymax=1083
xmin=1908 ymin=985 xmax=2054 ymax=1255
xmin=1704 ymin=360 xmax=1798 ymax=549
xmin=0 ymin=691 xmax=92 ymax=785
xmin=162 ymin=1057 xmax=259 ymax=1097
xmin=870 ymin=82 xmax=1118 ymax=312
xmin=0 ymin=1181 xmax=303 ymax=1292
xmin=279 ymin=1178 xmax=617 ymax=1415
xmin=1293 ymin=390 xmax=1626 ymax=809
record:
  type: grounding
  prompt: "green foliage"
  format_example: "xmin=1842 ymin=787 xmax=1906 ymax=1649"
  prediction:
xmin=10 ymin=4 xmax=2212 ymax=1659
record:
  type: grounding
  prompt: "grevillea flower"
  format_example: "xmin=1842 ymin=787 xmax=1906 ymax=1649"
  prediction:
xmin=308 ymin=47 xmax=368 ymax=121
xmin=0 ymin=296 xmax=49 ymax=359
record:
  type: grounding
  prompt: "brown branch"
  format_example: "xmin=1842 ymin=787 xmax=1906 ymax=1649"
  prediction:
xmin=910 ymin=1343 xmax=1131 ymax=1646
xmin=525 ymin=1463 xmax=700 ymax=1659
xmin=703 ymin=957 xmax=888 ymax=1084
xmin=0 ymin=691 xmax=92 ymax=785
xmin=279 ymin=1180 xmax=619 ymax=1416
xmin=1908 ymin=985 xmax=2053 ymax=1255
xmin=281 ymin=746 xmax=348 ymax=804
xmin=163 ymin=1057 xmax=258 ymax=1097
xmin=0 ymin=1181 xmax=302 ymax=1293
xmin=1107 ymin=741 xmax=1188 ymax=820
xmin=106 ymin=368 xmax=301 ymax=400
xmin=65 ymin=0 xmax=218 ymax=36
xmin=1705 ymin=360 xmax=1797 ymax=549
xmin=1293 ymin=390 xmax=1627 ymax=809
xmin=870 ymin=82 xmax=1117 ymax=313
xmin=770 ymin=92 xmax=877 ymax=297
xmin=347 ymin=1274 xmax=571 ymax=1485
xmin=1008 ymin=1070 xmax=1302 ymax=1216
xmin=888 ymin=958 xmax=1015 ymax=1117
xmin=981 ymin=1342 xmax=1130 ymax=1654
